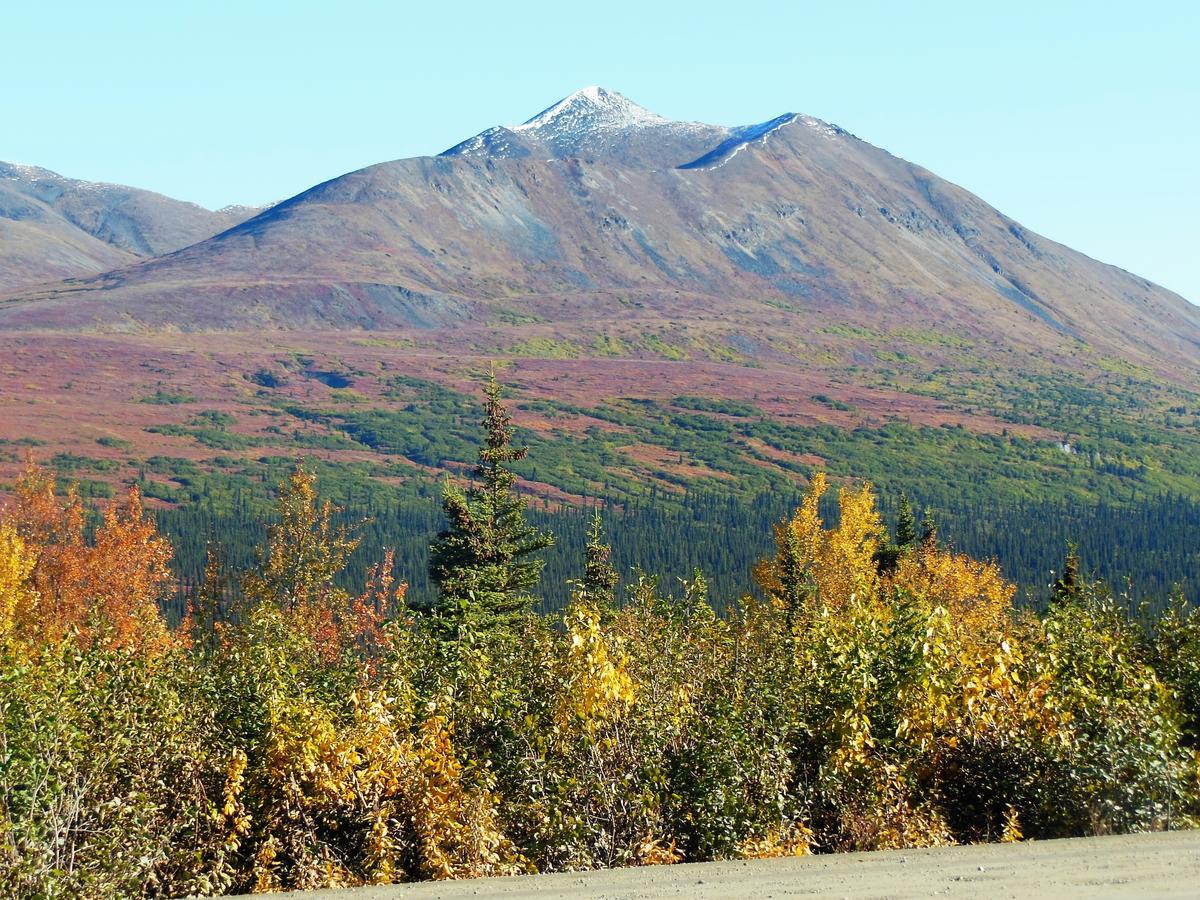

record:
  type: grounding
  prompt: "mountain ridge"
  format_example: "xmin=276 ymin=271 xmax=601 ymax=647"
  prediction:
xmin=1 ymin=88 xmax=1197 ymax=383
xmin=0 ymin=161 xmax=260 ymax=293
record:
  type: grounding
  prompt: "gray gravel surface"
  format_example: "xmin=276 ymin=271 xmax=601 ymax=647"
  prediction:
xmin=263 ymin=830 xmax=1200 ymax=899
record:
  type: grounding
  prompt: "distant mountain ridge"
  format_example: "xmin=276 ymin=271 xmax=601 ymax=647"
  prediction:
xmin=1 ymin=88 xmax=1197 ymax=382
xmin=0 ymin=161 xmax=258 ymax=292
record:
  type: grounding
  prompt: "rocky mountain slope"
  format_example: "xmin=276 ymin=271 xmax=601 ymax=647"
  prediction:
xmin=1 ymin=88 xmax=1196 ymax=379
xmin=0 ymin=161 xmax=256 ymax=293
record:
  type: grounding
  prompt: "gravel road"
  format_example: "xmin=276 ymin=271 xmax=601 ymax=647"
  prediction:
xmin=271 ymin=830 xmax=1200 ymax=899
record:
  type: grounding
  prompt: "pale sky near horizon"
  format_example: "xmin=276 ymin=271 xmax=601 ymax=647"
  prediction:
xmin=4 ymin=1 xmax=1197 ymax=303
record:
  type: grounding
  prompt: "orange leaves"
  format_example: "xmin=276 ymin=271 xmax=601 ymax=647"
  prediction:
xmin=4 ymin=453 xmax=1194 ymax=893
xmin=2 ymin=462 xmax=174 ymax=653
xmin=237 ymin=468 xmax=405 ymax=673
xmin=8 ymin=460 xmax=87 ymax=643
xmin=633 ymin=833 xmax=685 ymax=866
xmin=349 ymin=551 xmax=408 ymax=670
xmin=86 ymin=485 xmax=175 ymax=653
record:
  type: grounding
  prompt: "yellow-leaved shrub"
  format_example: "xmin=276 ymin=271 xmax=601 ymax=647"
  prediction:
xmin=2 ymin=458 xmax=1197 ymax=897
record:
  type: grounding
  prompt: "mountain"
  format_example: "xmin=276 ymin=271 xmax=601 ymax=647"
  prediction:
xmin=1 ymin=88 xmax=1199 ymax=585
xmin=0 ymin=161 xmax=258 ymax=293
xmin=1 ymin=87 xmax=1195 ymax=381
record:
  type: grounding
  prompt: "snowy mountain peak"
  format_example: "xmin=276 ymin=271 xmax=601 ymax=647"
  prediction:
xmin=440 ymin=88 xmax=794 ymax=167
xmin=513 ymin=86 xmax=667 ymax=134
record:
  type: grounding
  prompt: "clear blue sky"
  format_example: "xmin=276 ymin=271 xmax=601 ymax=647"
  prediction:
xmin=4 ymin=1 xmax=1197 ymax=302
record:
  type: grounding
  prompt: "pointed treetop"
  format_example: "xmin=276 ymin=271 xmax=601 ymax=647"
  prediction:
xmin=577 ymin=508 xmax=619 ymax=612
xmin=920 ymin=507 xmax=939 ymax=548
xmin=896 ymin=493 xmax=918 ymax=550
xmin=478 ymin=370 xmax=527 ymax=480
xmin=1052 ymin=541 xmax=1081 ymax=603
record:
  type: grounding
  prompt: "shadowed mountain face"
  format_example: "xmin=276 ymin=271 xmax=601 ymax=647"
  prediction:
xmin=0 ymin=162 xmax=257 ymax=293
xmin=1 ymin=89 xmax=1196 ymax=378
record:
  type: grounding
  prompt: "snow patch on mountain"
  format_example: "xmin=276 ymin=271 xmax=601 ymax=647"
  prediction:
xmin=678 ymin=114 xmax=843 ymax=171
xmin=511 ymin=87 xmax=719 ymax=157
xmin=678 ymin=115 xmax=798 ymax=170
xmin=1 ymin=161 xmax=61 ymax=181
xmin=1 ymin=161 xmax=136 ymax=197
xmin=441 ymin=127 xmax=532 ymax=159
xmin=439 ymin=87 xmax=841 ymax=170
xmin=442 ymin=87 xmax=721 ymax=161
xmin=514 ymin=86 xmax=668 ymax=134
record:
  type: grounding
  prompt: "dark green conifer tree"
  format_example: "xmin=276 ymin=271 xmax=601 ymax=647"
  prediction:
xmin=920 ymin=507 xmax=939 ymax=548
xmin=428 ymin=374 xmax=554 ymax=638
xmin=896 ymin=493 xmax=918 ymax=550
xmin=1052 ymin=542 xmax=1081 ymax=603
xmin=875 ymin=492 xmax=919 ymax=575
xmin=576 ymin=509 xmax=619 ymax=615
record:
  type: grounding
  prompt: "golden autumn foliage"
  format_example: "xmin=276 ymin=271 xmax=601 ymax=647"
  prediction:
xmin=556 ymin=600 xmax=636 ymax=730
xmin=0 ymin=521 xmax=36 ymax=642
xmin=753 ymin=475 xmax=1194 ymax=850
xmin=891 ymin=545 xmax=1015 ymax=636
xmin=633 ymin=833 xmax=685 ymax=866
xmin=735 ymin=822 xmax=814 ymax=859
xmin=754 ymin=473 xmax=885 ymax=616
xmin=243 ymin=680 xmax=518 ymax=888
xmin=0 ymin=458 xmax=1197 ymax=898
xmin=1000 ymin=805 xmax=1023 ymax=843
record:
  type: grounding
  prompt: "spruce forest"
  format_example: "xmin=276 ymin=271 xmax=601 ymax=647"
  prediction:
xmin=2 ymin=377 xmax=1198 ymax=897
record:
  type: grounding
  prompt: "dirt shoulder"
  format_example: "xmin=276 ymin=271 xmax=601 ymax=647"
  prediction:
xmin=271 ymin=830 xmax=1199 ymax=899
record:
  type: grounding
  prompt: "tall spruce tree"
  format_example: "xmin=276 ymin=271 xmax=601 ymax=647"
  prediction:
xmin=920 ymin=506 xmax=939 ymax=548
xmin=896 ymin=493 xmax=918 ymax=550
xmin=875 ymin=492 xmax=920 ymax=575
xmin=1052 ymin=542 xmax=1081 ymax=604
xmin=428 ymin=374 xmax=554 ymax=637
xmin=576 ymin=509 xmax=619 ymax=614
